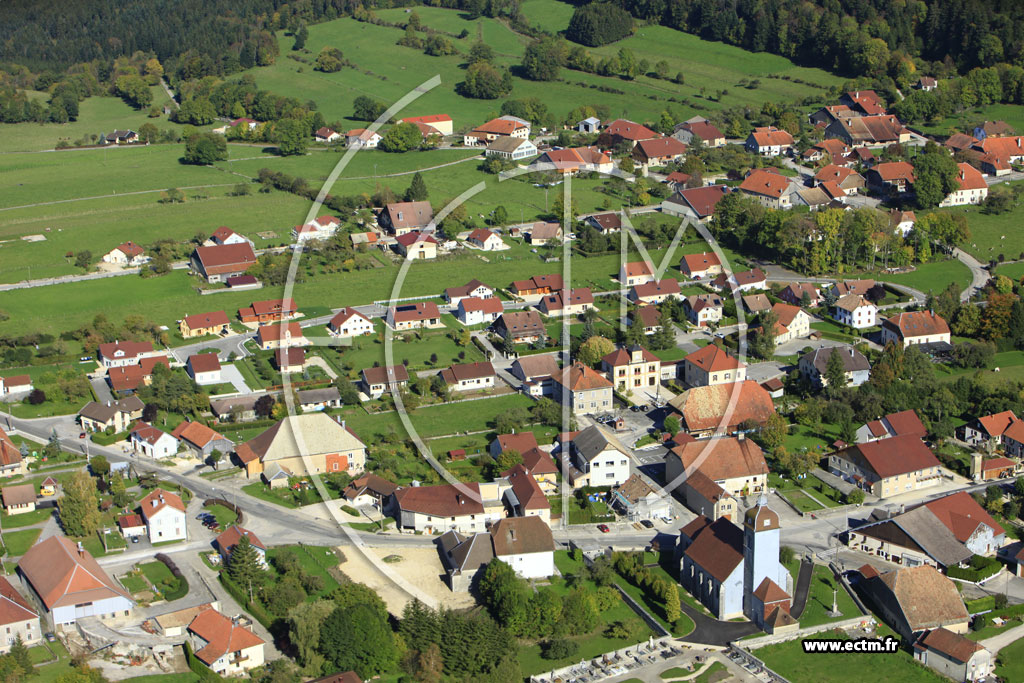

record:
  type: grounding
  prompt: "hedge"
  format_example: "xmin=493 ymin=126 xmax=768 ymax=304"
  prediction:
xmin=219 ymin=572 xmax=273 ymax=630
xmin=947 ymin=555 xmax=1002 ymax=582
xmin=153 ymin=553 xmax=190 ymax=602
xmin=91 ymin=430 xmax=130 ymax=446
xmin=203 ymin=498 xmax=244 ymax=525
xmin=966 ymin=596 xmax=996 ymax=613
xmin=183 ymin=641 xmax=225 ymax=682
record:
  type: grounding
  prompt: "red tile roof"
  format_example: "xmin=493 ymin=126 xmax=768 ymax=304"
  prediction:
xmin=139 ymin=489 xmax=185 ymax=521
xmin=495 ymin=432 xmax=539 ymax=454
xmin=18 ymin=536 xmax=132 ymax=609
xmin=915 ymin=628 xmax=984 ymax=664
xmin=183 ymin=310 xmax=229 ymax=330
xmin=521 ymin=447 xmax=558 ymax=475
xmin=836 ymin=434 xmax=939 ymax=478
xmin=954 ymin=162 xmax=986 ymax=191
xmin=883 ymin=311 xmax=949 ymax=339
xmin=749 ymin=127 xmax=794 ymax=148
xmin=391 ymin=301 xmax=440 ymax=323
xmin=188 ymin=353 xmax=221 ymax=374
xmin=605 ymin=119 xmax=659 ymax=141
xmin=633 ymin=279 xmax=681 ymax=299
xmin=671 ymin=185 xmax=729 ymax=218
xmin=681 ymin=252 xmax=721 ymax=275
xmin=0 ymin=576 xmax=36 ymax=627
xmin=194 ymin=243 xmax=257 ymax=271
xmin=189 ymin=607 xmax=265 ymax=665
xmin=976 ymin=411 xmax=1018 ymax=438
xmin=216 ymin=525 xmax=266 ymax=553
xmin=555 ymin=362 xmax=613 ymax=392
xmin=394 ymin=483 xmax=485 ymax=516
xmin=740 ymin=168 xmax=790 ymax=198
xmin=634 ymin=137 xmax=687 ymax=160
xmin=682 ymin=517 xmax=744 ymax=582
xmin=671 ymin=436 xmax=768 ymax=481
xmin=501 ymin=463 xmax=549 ymax=511
xmin=922 ymin=491 xmax=1002 ymax=542
xmin=873 ymin=161 xmax=916 ymax=183
xmin=675 ymin=381 xmax=775 ymax=433
xmin=685 ymin=344 xmax=745 ymax=373
xmin=171 ymin=420 xmax=225 ymax=449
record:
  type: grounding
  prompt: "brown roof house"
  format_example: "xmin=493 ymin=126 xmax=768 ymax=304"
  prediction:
xmin=378 ymin=201 xmax=434 ymax=236
xmin=1 ymin=484 xmax=36 ymax=515
xmin=680 ymin=252 xmax=722 ymax=279
xmin=667 ymin=436 xmax=768 ymax=520
xmin=0 ymin=576 xmax=40 ymax=651
xmin=343 ymin=473 xmax=400 ymax=513
xmin=440 ymin=361 xmax=496 ymax=392
xmin=179 ymin=310 xmax=230 ymax=339
xmin=190 ymin=243 xmax=257 ymax=283
xmin=739 ymin=168 xmax=795 ymax=209
xmin=668 ymin=380 xmax=775 ymax=437
xmin=493 ymin=310 xmax=546 ymax=344
xmin=828 ymin=434 xmax=942 ymax=499
xmin=17 ymin=536 xmax=133 ymax=626
xmin=360 ymin=364 xmax=409 ymax=399
xmin=216 ymin=525 xmax=267 ymax=567
xmin=678 ymin=498 xmax=790 ymax=621
xmin=744 ymin=126 xmax=794 ymax=157
xmin=913 ymin=628 xmax=993 ymax=682
xmin=553 ymin=363 xmax=613 ymax=417
xmin=612 ymin=473 xmax=672 ymax=521
xmin=859 ymin=564 xmax=969 ymax=641
xmin=438 ymin=515 xmax=555 ymax=591
xmin=235 ymin=413 xmax=366 ymax=480
xmin=661 ymin=185 xmax=730 ymax=222
xmin=78 ymin=396 xmax=144 ymax=433
xmin=857 ymin=409 xmax=928 ymax=443
xmin=187 ymin=607 xmax=266 ymax=676
xmin=630 ymin=278 xmax=681 ymax=305
xmin=394 ymin=481 xmax=505 ymax=534
xmin=171 ymin=420 xmax=233 ymax=459
xmin=0 ymin=429 xmax=25 ymax=478
xmin=880 ymin=310 xmax=951 ymax=349
xmin=681 ymin=344 xmax=746 ymax=388
xmin=386 ymin=301 xmax=443 ymax=331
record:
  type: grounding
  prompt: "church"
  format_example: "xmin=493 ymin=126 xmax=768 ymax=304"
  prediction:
xmin=678 ymin=497 xmax=796 ymax=631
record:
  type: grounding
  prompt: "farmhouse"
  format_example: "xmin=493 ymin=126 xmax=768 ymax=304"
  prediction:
xmin=394 ymin=482 xmax=503 ymax=534
xmin=668 ymin=436 xmax=769 ymax=509
xmin=833 ymin=294 xmax=877 ymax=329
xmin=379 ymin=201 xmax=434 ymax=235
xmin=632 ymin=137 xmax=687 ymax=166
xmin=190 ymin=243 xmax=257 ymax=283
xmin=485 ymin=136 xmax=537 ymax=160
xmin=400 ymin=114 xmax=453 ymax=135
xmin=880 ymin=310 xmax=951 ymax=348
xmin=604 ymin=119 xmax=659 ymax=147
xmin=494 ymin=310 xmax=546 ymax=344
xmin=739 ymin=169 xmax=794 ymax=209
xmin=172 ymin=420 xmax=233 ymax=458
xmin=0 ymin=577 xmax=39 ymax=652
xmin=828 ymin=434 xmax=942 ymax=498
xmin=180 ymin=310 xmax=230 ymax=338
xmin=661 ymin=185 xmax=729 ymax=222
xmin=235 ymin=413 xmax=366 ymax=479
xmin=826 ymin=115 xmax=910 ymax=147
xmin=673 ymin=120 xmax=725 ymax=147
xmin=532 ymin=146 xmax=612 ymax=175
xmin=913 ymin=628 xmax=993 ymax=683
xmin=463 ymin=116 xmax=530 ymax=145
xmin=669 ymin=380 xmax=775 ymax=437
xmin=939 ymin=163 xmax=988 ymax=207
xmin=858 ymin=565 xmax=968 ymax=641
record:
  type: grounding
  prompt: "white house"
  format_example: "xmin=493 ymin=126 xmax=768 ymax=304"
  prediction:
xmin=620 ymin=262 xmax=655 ymax=287
xmin=485 ymin=137 xmax=538 ymax=160
xmin=102 ymin=241 xmax=149 ymax=267
xmin=440 ymin=362 xmax=496 ymax=392
xmin=833 ymin=294 xmax=877 ymax=329
xmin=129 ymin=422 xmax=179 ymax=459
xmin=0 ymin=375 xmax=32 ymax=396
xmin=139 ymin=490 xmax=187 ymax=543
xmin=939 ymin=163 xmax=989 ymax=207
xmin=187 ymin=608 xmax=265 ymax=677
xmin=490 ymin=517 xmax=555 ymax=579
xmin=456 ymin=296 xmax=504 ymax=325
xmin=881 ymin=311 xmax=951 ymax=348
xmin=328 ymin=307 xmax=375 ymax=338
xmin=466 ymin=228 xmax=506 ymax=251
xmin=0 ymin=577 xmax=40 ymax=652
xmin=565 ymin=424 xmax=632 ymax=489
xmin=98 ymin=340 xmax=155 ymax=369
xmin=744 ymin=127 xmax=795 ymax=157
xmin=346 ymin=128 xmax=381 ymax=148
xmin=186 ymin=353 xmax=222 ymax=385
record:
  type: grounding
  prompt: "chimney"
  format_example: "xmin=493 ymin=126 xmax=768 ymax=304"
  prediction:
xmin=77 ymin=542 xmax=84 ymax=556
xmin=509 ymin=527 xmax=517 ymax=541
xmin=737 ymin=432 xmax=745 ymax=441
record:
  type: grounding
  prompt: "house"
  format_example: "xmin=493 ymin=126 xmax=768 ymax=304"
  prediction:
xmin=858 ymin=565 xmax=968 ymax=641
xmin=485 ymin=136 xmax=537 ymax=160
xmin=562 ymin=424 xmax=631 ymax=488
xmin=0 ymin=430 xmax=25 ymax=478
xmin=129 ymin=421 xmax=179 ymax=459
xmin=350 ymin=231 xmax=379 ymax=247
xmin=890 ymin=209 xmax=917 ymax=237
xmin=620 ymin=261 xmax=655 ymax=287
xmin=944 ymin=133 xmax=979 ymax=154
xmin=764 ymin=303 xmax=811 ymax=345
xmin=585 ymin=212 xmax=622 ymax=234
xmin=739 ymin=169 xmax=794 ymax=209
xmin=360 ymin=365 xmax=409 ymax=399
xmin=673 ymin=120 xmax=725 ymax=148
xmin=847 ymin=491 xmax=1004 ymax=569
xmin=628 ymin=305 xmax=662 ymax=335
xmin=632 ymin=137 xmax=687 ymax=167
xmin=793 ymin=185 xmax=842 ymax=210
xmin=386 ymin=301 xmax=442 ymax=330
xmin=678 ymin=499 xmax=789 ymax=621
xmin=444 ymin=279 xmax=494 ymax=305
xmin=604 ymin=119 xmax=659 ymax=147
xmin=118 ymin=513 xmax=146 ymax=539
xmin=187 ymin=607 xmax=265 ymax=676
xmin=401 ymin=114 xmax=453 ymax=135
xmin=577 ymin=116 xmax=600 ymax=133
xmin=456 ymin=296 xmax=504 ymax=325
xmin=510 ymin=354 xmax=559 ymax=396
xmin=826 ymin=115 xmax=910 ymax=147
xmin=802 ymin=139 xmax=852 ymax=164
xmin=813 ymin=165 xmax=865 ymax=195
xmin=913 ymin=628 xmax=993 ymax=683
xmin=612 ymin=474 xmax=672 ymax=521
xmin=537 ymin=288 xmax=594 ymax=317
xmin=779 ymin=283 xmax=820 ymax=307
xmin=531 ymin=146 xmax=613 ymax=175
xmin=78 ymin=396 xmax=144 ymax=433
xmin=205 ymin=226 xmax=252 ymax=248
xmin=291 ymin=218 xmax=339 ymax=243
xmin=187 ymin=353 xmax=221 ymax=385
xmin=379 ymin=201 xmax=434 ymax=236
xmin=463 ymin=116 xmax=530 ymax=145
xmin=440 ymin=362 xmax=496 ymax=392
xmin=553 ymin=363 xmax=613 ymax=416
xmin=832 ymin=279 xmax=876 ymax=298
xmin=0 ymin=375 xmax=32 ymax=396
xmin=880 ymin=310 xmax=951 ymax=348
xmin=490 ymin=432 xmax=539 ymax=458
xmin=840 ymin=91 xmax=885 ymax=114
xmin=682 ymin=344 xmax=746 ymax=388
xmin=0 ymin=576 xmax=40 ymax=652
xmin=960 ymin=410 xmax=1019 ymax=447
xmin=98 ymin=340 xmax=154 ymax=369
xmin=439 ymin=516 xmax=555 ymax=591
xmin=180 ymin=311 xmax=230 ymax=338
xmin=235 ymin=413 xmax=367 ymax=479
xmin=973 ymin=135 xmax=1024 ymax=167
xmin=255 ymin=322 xmax=309 ymax=350
xmin=19 ymin=537 xmax=133 ymax=627
xmin=190 ymin=243 xmax=257 ymax=283
xmin=510 ymin=273 xmax=563 ymax=297
xmin=104 ymin=129 xmax=138 ymax=144
xmin=139 ymin=490 xmax=187 ymax=543
xmin=343 ymin=474 xmax=400 ymax=512
xmin=494 ymin=310 xmax=546 ymax=344
xmin=345 ymin=128 xmax=381 ymax=148
xmin=527 ymin=222 xmax=562 ymax=245
xmin=866 ymin=162 xmax=916 ymax=195
xmin=106 ymin=356 xmax=170 ymax=395
xmin=601 ymin=345 xmax=661 ymax=393
xmin=315 ymin=127 xmax=340 ymax=142
xmin=394 ymin=482 xmax=503 ymax=534
xmin=661 ymin=185 xmax=729 ymax=222
xmin=171 ymin=420 xmax=233 ymax=458
xmin=630 ymin=278 xmax=681 ymax=304
xmin=466 ymin=228 xmax=506 ymax=251
xmin=237 ymin=298 xmax=298 ymax=325
xmin=915 ymin=77 xmax=938 ymax=91
xmin=297 ymin=387 xmax=342 ymax=412
xmin=744 ymin=127 xmax=794 ymax=157
xmin=939 ymin=163 xmax=988 ymax=207
xmin=668 ymin=380 xmax=775 ymax=437
xmin=742 ymin=294 xmax=772 ymax=314
xmin=328 ymin=308 xmax=374 ymax=338
xmin=857 ymin=409 xmax=927 ymax=443
xmin=2 ymin=485 xmax=35 ymax=515
xmin=833 ymin=294 xmax=877 ymax=329
xmin=216 ymin=526 xmax=267 ymax=567
xmin=683 ymin=294 xmax=724 ymax=327
xmin=274 ymin=347 xmax=306 ymax=374
xmin=680 ymin=252 xmax=722 ymax=279
xmin=668 ymin=436 xmax=769 ymax=513
xmin=664 ymin=171 xmax=691 ymax=190
xmin=102 ymin=241 xmax=148 ymax=267
xmin=500 ymin=464 xmax=551 ymax=523
xmin=799 ymin=346 xmax=870 ymax=388
xmin=828 ymin=434 xmax=942 ymax=498
xmin=394 ymin=232 xmax=438 ymax=260
xmin=210 ymin=394 xmax=262 ymax=422
xmin=518 ymin=448 xmax=558 ymax=494
xmin=808 ymin=104 xmax=858 ymax=128
xmin=711 ymin=268 xmax=767 ymax=294
xmin=976 ymin=121 xmax=1016 ymax=138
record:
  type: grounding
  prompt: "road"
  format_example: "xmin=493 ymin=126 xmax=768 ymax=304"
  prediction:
xmin=953 ymin=247 xmax=989 ymax=302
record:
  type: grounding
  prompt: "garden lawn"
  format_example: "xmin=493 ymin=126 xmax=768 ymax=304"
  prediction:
xmin=914 ymin=103 xmax=1024 ymax=141
xmin=0 ymin=507 xmax=52 ymax=528
xmin=2 ymin=528 xmax=41 ymax=556
xmin=996 ymin=261 xmax=1024 ymax=281
xmin=993 ymin=629 xmax=1024 ymax=681
xmin=795 ymin=563 xmax=861 ymax=628
xmin=119 ymin=572 xmax=150 ymax=594
xmin=204 ymin=504 xmax=238 ymax=528
xmin=873 ymin=259 xmax=972 ymax=297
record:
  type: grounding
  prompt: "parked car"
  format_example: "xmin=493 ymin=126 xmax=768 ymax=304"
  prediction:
xmin=79 ymin=432 xmax=86 ymax=439
xmin=597 ymin=524 xmax=610 ymax=533
xmin=131 ymin=536 xmax=139 ymax=543
xmin=640 ymin=519 xmax=654 ymax=529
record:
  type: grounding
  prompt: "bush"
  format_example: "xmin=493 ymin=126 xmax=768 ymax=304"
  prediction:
xmin=541 ymin=638 xmax=578 ymax=660
xmin=341 ymin=505 xmax=359 ymax=516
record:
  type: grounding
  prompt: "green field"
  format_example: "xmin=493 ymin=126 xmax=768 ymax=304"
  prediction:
xmin=994 ymin=630 xmax=1024 ymax=681
xmin=873 ymin=259 xmax=972 ymax=296
xmin=940 ymin=186 xmax=1024 ymax=262
xmin=996 ymin=261 xmax=1024 ymax=281
xmin=913 ymin=102 xmax=1024 ymax=138
xmin=242 ymin=10 xmax=840 ymax=129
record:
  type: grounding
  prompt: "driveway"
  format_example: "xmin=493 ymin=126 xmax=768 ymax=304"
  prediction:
xmin=677 ymin=601 xmax=760 ymax=645
xmin=90 ymin=376 xmax=114 ymax=403
xmin=215 ymin=363 xmax=252 ymax=394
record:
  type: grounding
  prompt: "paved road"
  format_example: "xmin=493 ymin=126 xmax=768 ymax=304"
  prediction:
xmin=979 ymin=620 xmax=1024 ymax=656
xmin=789 ymin=559 xmax=814 ymax=619
xmin=953 ymin=247 xmax=989 ymax=302
xmin=677 ymin=600 xmax=760 ymax=645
